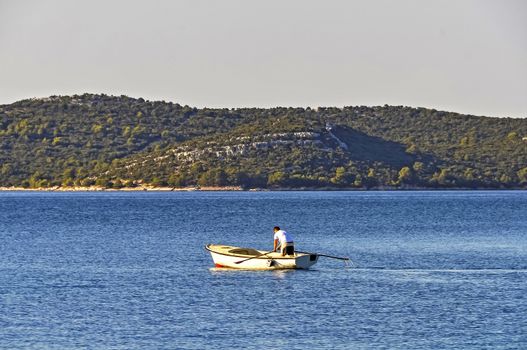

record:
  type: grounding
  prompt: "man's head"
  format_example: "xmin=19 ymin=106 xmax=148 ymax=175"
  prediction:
xmin=273 ymin=226 xmax=280 ymax=232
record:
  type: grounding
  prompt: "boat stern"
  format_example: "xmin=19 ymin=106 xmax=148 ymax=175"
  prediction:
xmin=294 ymin=253 xmax=319 ymax=269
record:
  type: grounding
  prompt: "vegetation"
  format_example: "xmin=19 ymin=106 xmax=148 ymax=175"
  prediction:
xmin=1 ymin=94 xmax=526 ymax=189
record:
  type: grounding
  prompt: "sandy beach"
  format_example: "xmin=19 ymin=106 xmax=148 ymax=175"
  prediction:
xmin=0 ymin=186 xmax=244 ymax=192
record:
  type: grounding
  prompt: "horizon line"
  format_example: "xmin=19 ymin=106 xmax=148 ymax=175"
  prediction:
xmin=2 ymin=92 xmax=525 ymax=119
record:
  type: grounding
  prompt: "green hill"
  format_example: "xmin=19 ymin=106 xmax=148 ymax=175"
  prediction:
xmin=1 ymin=93 xmax=526 ymax=189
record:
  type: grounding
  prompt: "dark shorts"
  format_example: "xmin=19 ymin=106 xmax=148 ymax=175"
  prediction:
xmin=282 ymin=244 xmax=295 ymax=256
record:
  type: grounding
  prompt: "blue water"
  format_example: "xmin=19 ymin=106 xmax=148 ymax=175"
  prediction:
xmin=0 ymin=191 xmax=526 ymax=349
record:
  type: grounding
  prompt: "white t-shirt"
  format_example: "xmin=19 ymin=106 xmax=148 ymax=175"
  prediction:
xmin=274 ymin=230 xmax=294 ymax=245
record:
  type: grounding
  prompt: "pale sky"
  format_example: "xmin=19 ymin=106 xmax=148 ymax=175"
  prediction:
xmin=0 ymin=0 xmax=526 ymax=117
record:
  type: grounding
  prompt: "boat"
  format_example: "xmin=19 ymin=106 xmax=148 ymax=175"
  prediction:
xmin=205 ymin=244 xmax=319 ymax=270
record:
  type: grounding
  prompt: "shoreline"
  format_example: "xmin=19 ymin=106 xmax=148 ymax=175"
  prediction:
xmin=0 ymin=186 xmax=524 ymax=192
xmin=0 ymin=186 xmax=244 ymax=192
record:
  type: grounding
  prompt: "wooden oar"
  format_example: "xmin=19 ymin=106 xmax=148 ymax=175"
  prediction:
xmin=295 ymin=250 xmax=350 ymax=261
xmin=234 ymin=250 xmax=275 ymax=264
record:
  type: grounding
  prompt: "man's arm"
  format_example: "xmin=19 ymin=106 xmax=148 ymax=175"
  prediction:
xmin=273 ymin=238 xmax=278 ymax=252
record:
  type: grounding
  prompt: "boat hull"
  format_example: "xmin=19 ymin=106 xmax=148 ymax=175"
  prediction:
xmin=205 ymin=244 xmax=318 ymax=270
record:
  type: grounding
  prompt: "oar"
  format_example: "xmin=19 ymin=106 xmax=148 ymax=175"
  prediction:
xmin=234 ymin=249 xmax=275 ymax=264
xmin=295 ymin=250 xmax=350 ymax=261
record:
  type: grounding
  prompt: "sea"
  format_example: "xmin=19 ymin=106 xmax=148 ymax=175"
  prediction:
xmin=0 ymin=191 xmax=526 ymax=349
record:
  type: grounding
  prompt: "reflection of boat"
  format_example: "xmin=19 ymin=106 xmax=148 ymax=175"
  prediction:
xmin=205 ymin=244 xmax=319 ymax=270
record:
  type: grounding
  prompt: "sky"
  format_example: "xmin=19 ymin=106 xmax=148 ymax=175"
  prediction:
xmin=0 ymin=0 xmax=526 ymax=118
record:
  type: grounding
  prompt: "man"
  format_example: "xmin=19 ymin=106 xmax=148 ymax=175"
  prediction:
xmin=273 ymin=226 xmax=295 ymax=256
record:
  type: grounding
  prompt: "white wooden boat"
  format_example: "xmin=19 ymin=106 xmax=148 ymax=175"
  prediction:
xmin=205 ymin=244 xmax=319 ymax=270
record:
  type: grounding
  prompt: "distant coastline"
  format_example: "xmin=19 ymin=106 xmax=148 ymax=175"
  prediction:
xmin=0 ymin=186 xmax=244 ymax=192
xmin=0 ymin=186 xmax=524 ymax=192
xmin=2 ymin=94 xmax=526 ymax=192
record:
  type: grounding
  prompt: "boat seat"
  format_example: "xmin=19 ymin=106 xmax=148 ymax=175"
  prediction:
xmin=228 ymin=248 xmax=261 ymax=256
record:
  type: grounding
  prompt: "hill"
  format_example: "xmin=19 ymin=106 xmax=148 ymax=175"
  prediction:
xmin=1 ymin=93 xmax=526 ymax=189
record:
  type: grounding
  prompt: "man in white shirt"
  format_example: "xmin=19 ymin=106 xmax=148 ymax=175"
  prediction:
xmin=273 ymin=226 xmax=295 ymax=256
